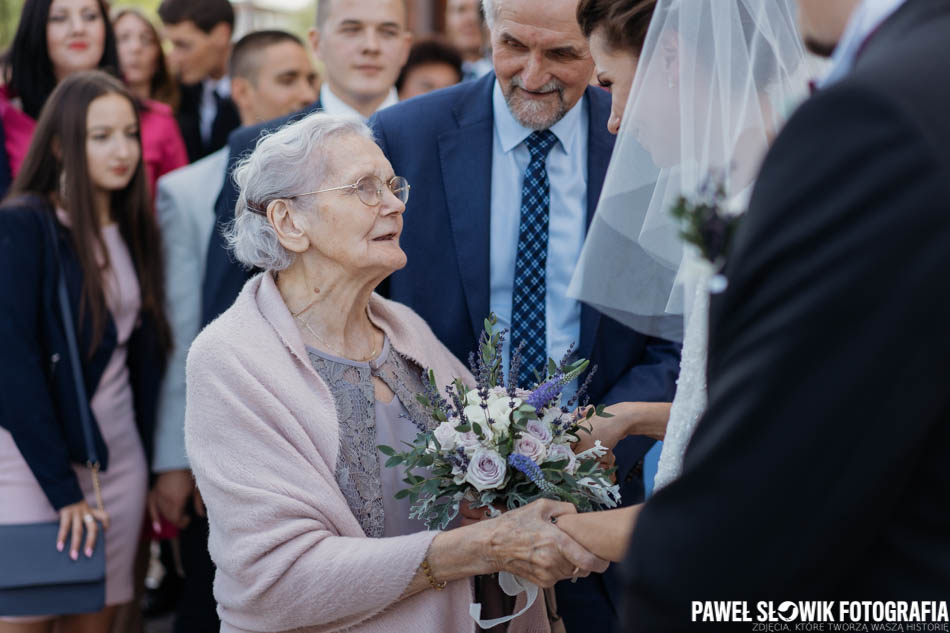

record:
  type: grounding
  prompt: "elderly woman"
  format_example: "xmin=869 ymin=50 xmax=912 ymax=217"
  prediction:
xmin=183 ymin=112 xmax=605 ymax=633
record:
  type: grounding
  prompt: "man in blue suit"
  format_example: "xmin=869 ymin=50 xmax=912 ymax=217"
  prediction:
xmin=370 ymin=0 xmax=680 ymax=629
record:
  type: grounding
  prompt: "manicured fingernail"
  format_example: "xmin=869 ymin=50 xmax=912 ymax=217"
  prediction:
xmin=153 ymin=521 xmax=161 ymax=533
xmin=57 ymin=541 xmax=64 ymax=552
xmin=85 ymin=547 xmax=93 ymax=557
xmin=70 ymin=550 xmax=78 ymax=560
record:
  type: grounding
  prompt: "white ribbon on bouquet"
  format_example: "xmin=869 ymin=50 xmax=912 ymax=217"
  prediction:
xmin=469 ymin=571 xmax=539 ymax=629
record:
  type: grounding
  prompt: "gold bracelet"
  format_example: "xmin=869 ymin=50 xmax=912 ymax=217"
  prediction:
xmin=420 ymin=558 xmax=446 ymax=591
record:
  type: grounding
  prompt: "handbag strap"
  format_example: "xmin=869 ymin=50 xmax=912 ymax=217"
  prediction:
xmin=42 ymin=205 xmax=105 ymax=513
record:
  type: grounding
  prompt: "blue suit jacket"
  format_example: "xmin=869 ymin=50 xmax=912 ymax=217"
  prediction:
xmin=371 ymin=73 xmax=681 ymax=631
xmin=201 ymin=99 xmax=322 ymax=327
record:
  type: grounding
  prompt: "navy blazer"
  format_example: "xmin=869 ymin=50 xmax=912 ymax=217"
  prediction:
xmin=371 ymin=73 xmax=681 ymax=630
xmin=0 ymin=198 xmax=165 ymax=511
xmin=201 ymin=99 xmax=322 ymax=328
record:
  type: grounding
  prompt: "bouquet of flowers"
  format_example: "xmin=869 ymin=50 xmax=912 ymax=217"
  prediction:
xmin=379 ymin=315 xmax=620 ymax=531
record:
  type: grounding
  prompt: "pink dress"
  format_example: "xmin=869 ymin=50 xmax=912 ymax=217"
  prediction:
xmin=0 ymin=220 xmax=148 ymax=612
xmin=0 ymin=86 xmax=187 ymax=200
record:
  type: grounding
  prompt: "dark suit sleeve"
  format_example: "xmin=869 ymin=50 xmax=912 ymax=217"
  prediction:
xmin=624 ymin=85 xmax=950 ymax=629
xmin=0 ymin=208 xmax=84 ymax=510
xmin=603 ymin=334 xmax=681 ymax=486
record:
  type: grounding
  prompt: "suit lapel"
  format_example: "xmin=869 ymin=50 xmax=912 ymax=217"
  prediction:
xmin=580 ymin=87 xmax=616 ymax=357
xmin=437 ymin=75 xmax=495 ymax=340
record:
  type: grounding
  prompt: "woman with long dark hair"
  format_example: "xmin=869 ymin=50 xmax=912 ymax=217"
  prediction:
xmin=0 ymin=0 xmax=187 ymax=199
xmin=0 ymin=70 xmax=170 ymax=632
xmin=0 ymin=0 xmax=119 ymax=179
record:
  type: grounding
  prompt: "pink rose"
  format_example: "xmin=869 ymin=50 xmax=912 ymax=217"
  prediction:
xmin=545 ymin=443 xmax=577 ymax=474
xmin=465 ymin=448 xmax=508 ymax=491
xmin=513 ymin=433 xmax=547 ymax=464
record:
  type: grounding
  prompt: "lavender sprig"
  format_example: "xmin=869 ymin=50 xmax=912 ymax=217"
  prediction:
xmin=508 ymin=454 xmax=557 ymax=495
xmin=421 ymin=370 xmax=451 ymax=418
xmin=525 ymin=373 xmax=565 ymax=410
xmin=507 ymin=340 xmax=524 ymax=399
xmin=567 ymin=364 xmax=597 ymax=410
xmin=557 ymin=342 xmax=576 ymax=373
xmin=448 ymin=447 xmax=471 ymax=471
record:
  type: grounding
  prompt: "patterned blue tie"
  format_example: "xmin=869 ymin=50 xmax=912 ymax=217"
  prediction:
xmin=511 ymin=130 xmax=558 ymax=388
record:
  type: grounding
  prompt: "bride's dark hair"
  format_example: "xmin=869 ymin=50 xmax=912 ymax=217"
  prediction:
xmin=576 ymin=0 xmax=656 ymax=55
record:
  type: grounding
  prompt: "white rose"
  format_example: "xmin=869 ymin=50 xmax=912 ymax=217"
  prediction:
xmin=456 ymin=431 xmax=482 ymax=456
xmin=465 ymin=448 xmax=508 ymax=491
xmin=433 ymin=422 xmax=458 ymax=451
xmin=463 ymin=404 xmax=488 ymax=427
xmin=486 ymin=397 xmax=521 ymax=440
xmin=525 ymin=418 xmax=554 ymax=445
xmin=465 ymin=389 xmax=483 ymax=406
xmin=513 ymin=433 xmax=547 ymax=464
xmin=545 ymin=443 xmax=577 ymax=474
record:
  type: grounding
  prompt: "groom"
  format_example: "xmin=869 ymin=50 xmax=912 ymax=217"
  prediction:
xmin=624 ymin=0 xmax=950 ymax=629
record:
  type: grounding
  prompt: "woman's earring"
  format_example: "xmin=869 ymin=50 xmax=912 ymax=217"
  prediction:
xmin=58 ymin=171 xmax=68 ymax=201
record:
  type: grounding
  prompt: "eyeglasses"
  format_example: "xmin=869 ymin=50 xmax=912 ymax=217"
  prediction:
xmin=288 ymin=175 xmax=410 ymax=207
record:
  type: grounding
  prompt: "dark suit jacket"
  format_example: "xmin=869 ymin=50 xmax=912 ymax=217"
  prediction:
xmin=177 ymin=81 xmax=241 ymax=163
xmin=0 ymin=197 xmax=165 ymax=511
xmin=370 ymin=73 xmax=681 ymax=632
xmin=201 ymin=100 xmax=322 ymax=328
xmin=624 ymin=1 xmax=950 ymax=630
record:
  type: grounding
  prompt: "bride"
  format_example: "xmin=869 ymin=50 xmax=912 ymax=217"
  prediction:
xmin=553 ymin=0 xmax=815 ymax=558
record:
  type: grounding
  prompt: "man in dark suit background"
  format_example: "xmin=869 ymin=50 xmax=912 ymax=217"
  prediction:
xmin=624 ymin=1 xmax=950 ymax=630
xmin=202 ymin=0 xmax=411 ymax=328
xmin=370 ymin=0 xmax=680 ymax=629
xmin=159 ymin=0 xmax=240 ymax=162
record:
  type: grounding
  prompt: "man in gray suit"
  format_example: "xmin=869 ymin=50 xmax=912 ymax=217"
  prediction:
xmin=148 ymin=30 xmax=316 ymax=633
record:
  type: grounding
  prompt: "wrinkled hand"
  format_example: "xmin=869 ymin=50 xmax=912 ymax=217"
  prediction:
xmin=57 ymin=499 xmax=109 ymax=560
xmin=483 ymin=499 xmax=609 ymax=587
xmin=148 ymin=469 xmax=203 ymax=531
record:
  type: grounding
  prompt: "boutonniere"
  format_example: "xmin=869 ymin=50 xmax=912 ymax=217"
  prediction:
xmin=670 ymin=174 xmax=742 ymax=293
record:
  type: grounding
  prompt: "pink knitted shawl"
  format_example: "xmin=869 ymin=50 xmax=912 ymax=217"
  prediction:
xmin=185 ymin=272 xmax=549 ymax=633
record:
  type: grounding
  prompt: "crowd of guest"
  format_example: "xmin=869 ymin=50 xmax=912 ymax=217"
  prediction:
xmin=0 ymin=0 xmax=481 ymax=631
xmin=2 ymin=0 xmax=948 ymax=632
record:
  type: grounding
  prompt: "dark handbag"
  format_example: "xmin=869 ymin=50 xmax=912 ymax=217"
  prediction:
xmin=0 ymin=208 xmax=106 ymax=616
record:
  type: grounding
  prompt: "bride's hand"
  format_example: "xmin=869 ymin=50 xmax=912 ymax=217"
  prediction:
xmin=572 ymin=402 xmax=635 ymax=454
xmin=573 ymin=402 xmax=671 ymax=455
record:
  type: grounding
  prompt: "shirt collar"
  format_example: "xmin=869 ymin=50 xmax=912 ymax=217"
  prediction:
xmin=203 ymin=76 xmax=231 ymax=99
xmin=320 ymin=84 xmax=399 ymax=121
xmin=820 ymin=0 xmax=906 ymax=88
xmin=491 ymin=79 xmax=584 ymax=155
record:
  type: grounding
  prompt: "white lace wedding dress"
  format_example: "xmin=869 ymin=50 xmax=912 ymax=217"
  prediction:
xmin=653 ymin=192 xmax=749 ymax=491
xmin=653 ymin=251 xmax=712 ymax=491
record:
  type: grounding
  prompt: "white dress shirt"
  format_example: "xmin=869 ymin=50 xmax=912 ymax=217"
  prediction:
xmin=320 ymin=83 xmax=399 ymax=121
xmin=200 ymin=76 xmax=231 ymax=146
xmin=820 ymin=0 xmax=907 ymax=88
xmin=489 ymin=80 xmax=588 ymax=397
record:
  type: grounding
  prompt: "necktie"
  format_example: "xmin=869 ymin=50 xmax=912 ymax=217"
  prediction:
xmin=511 ymin=129 xmax=558 ymax=388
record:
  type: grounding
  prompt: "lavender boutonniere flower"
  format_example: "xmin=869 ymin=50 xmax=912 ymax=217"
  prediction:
xmin=670 ymin=174 xmax=742 ymax=272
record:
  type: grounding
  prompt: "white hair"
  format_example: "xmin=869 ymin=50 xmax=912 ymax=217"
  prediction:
xmin=224 ymin=112 xmax=374 ymax=271
xmin=480 ymin=0 xmax=497 ymax=28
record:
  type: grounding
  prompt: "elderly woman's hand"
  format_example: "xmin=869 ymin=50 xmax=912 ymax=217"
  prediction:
xmin=480 ymin=499 xmax=609 ymax=587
